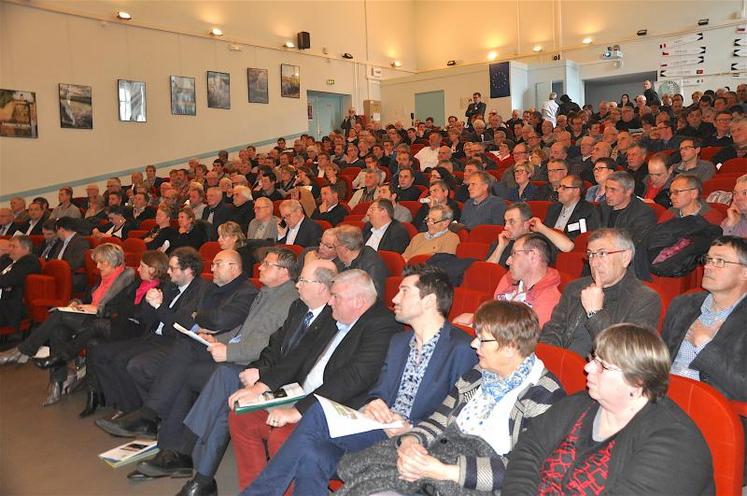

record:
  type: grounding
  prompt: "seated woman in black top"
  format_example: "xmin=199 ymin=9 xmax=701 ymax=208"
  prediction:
xmin=217 ymin=221 xmax=254 ymax=276
xmin=173 ymin=206 xmax=208 ymax=250
xmin=507 ymin=162 xmax=543 ymax=202
xmin=143 ymin=205 xmax=178 ymax=252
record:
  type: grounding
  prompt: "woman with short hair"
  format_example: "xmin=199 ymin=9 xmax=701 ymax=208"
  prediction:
xmin=503 ymin=324 xmax=714 ymax=495
xmin=143 ymin=205 xmax=178 ymax=252
xmin=174 ymin=206 xmax=207 ymax=250
xmin=217 ymin=221 xmax=253 ymax=275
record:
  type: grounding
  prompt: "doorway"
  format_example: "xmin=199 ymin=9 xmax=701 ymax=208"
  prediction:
xmin=415 ymin=90 xmax=445 ymax=127
xmin=584 ymin=71 xmax=657 ymax=107
xmin=307 ymin=91 xmax=345 ymax=140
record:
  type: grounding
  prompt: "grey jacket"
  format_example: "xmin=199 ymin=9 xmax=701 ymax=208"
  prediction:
xmin=223 ymin=280 xmax=298 ymax=364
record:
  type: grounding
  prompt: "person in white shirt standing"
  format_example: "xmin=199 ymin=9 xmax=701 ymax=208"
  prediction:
xmin=541 ymin=92 xmax=559 ymax=127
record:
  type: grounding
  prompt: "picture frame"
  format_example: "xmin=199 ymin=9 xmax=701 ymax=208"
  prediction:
xmin=59 ymin=83 xmax=92 ymax=129
xmin=117 ymin=79 xmax=147 ymax=122
xmin=207 ymin=71 xmax=230 ymax=109
xmin=0 ymin=89 xmax=38 ymax=138
xmin=280 ymin=64 xmax=300 ymax=98
xmin=170 ymin=75 xmax=196 ymax=116
xmin=247 ymin=68 xmax=269 ymax=104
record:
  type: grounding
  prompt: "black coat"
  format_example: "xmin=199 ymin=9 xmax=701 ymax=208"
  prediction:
xmin=49 ymin=233 xmax=89 ymax=292
xmin=543 ymin=200 xmax=600 ymax=239
xmin=133 ymin=206 xmax=156 ymax=224
xmin=145 ymin=226 xmax=179 ymax=252
xmin=176 ymin=276 xmax=257 ymax=334
xmin=0 ymin=254 xmax=41 ymax=329
xmin=362 ymin=220 xmax=411 ymax=254
xmin=17 ymin=215 xmax=47 ymax=236
xmin=278 ymin=216 xmax=323 ymax=247
xmin=141 ymin=276 xmax=210 ymax=338
xmin=201 ymin=201 xmax=233 ymax=233
xmin=599 ymin=196 xmax=657 ymax=246
xmin=336 ymin=246 xmax=389 ymax=299
xmin=311 ymin=204 xmax=347 ymax=227
xmin=261 ymin=301 xmax=400 ymax=414
xmin=230 ymin=201 xmax=255 ymax=232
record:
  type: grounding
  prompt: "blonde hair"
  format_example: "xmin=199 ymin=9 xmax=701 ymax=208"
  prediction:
xmin=92 ymin=243 xmax=125 ymax=268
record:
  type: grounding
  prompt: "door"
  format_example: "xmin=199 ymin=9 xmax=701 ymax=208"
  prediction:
xmin=535 ymin=81 xmax=552 ymax=109
xmin=308 ymin=91 xmax=344 ymax=140
xmin=414 ymin=90 xmax=445 ymax=127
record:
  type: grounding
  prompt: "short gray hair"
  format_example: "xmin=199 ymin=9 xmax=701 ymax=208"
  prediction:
xmin=607 ymin=171 xmax=635 ymax=192
xmin=429 ymin=204 xmax=453 ymax=222
xmin=333 ymin=269 xmax=378 ymax=304
xmin=332 ymin=225 xmax=364 ymax=251
xmin=589 ymin=228 xmax=635 ymax=258
xmin=92 ymin=243 xmax=125 ymax=267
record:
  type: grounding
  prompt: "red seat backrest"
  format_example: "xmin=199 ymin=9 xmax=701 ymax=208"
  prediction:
xmin=451 ymin=322 xmax=475 ymax=337
xmin=406 ymin=254 xmax=431 ymax=266
xmin=383 ymin=275 xmax=403 ymax=309
xmin=467 ymin=225 xmax=504 ymax=244
xmin=571 ymin=232 xmax=591 ymax=253
xmin=461 ymin=261 xmax=507 ymax=295
xmin=718 ymin=158 xmax=747 ymax=175
xmin=350 ymin=202 xmax=371 ymax=216
xmin=699 ymin=146 xmax=721 ymax=162
xmin=198 ymin=241 xmax=222 ymax=272
xmin=339 ymin=220 xmax=365 ymax=230
xmin=400 ymin=222 xmax=417 ymax=239
xmin=448 ymin=287 xmax=492 ymax=321
xmin=535 ymin=343 xmax=587 ymax=394
xmin=399 ymin=201 xmax=422 ymax=219
xmin=122 ymin=237 xmax=147 ymax=256
xmin=667 ymin=375 xmax=745 ymax=495
xmin=378 ymin=250 xmax=405 ymax=277
xmin=554 ymin=251 xmax=586 ymax=278
xmin=703 ymin=176 xmax=737 ymax=197
xmin=314 ymin=219 xmax=332 ymax=232
xmin=139 ymin=219 xmax=157 ymax=231
xmin=456 ymin=242 xmax=490 ymax=260
xmin=527 ymin=201 xmax=552 ymax=220
xmin=42 ymin=260 xmax=72 ymax=303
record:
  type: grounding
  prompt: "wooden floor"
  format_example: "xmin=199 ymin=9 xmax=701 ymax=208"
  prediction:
xmin=0 ymin=341 xmax=240 ymax=496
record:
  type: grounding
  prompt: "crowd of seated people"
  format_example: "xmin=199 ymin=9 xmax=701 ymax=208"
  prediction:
xmin=0 ymin=82 xmax=746 ymax=495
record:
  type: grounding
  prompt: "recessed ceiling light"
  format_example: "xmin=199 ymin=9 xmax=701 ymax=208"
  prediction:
xmin=533 ymin=45 xmax=542 ymax=52
xmin=488 ymin=51 xmax=498 ymax=61
xmin=284 ymin=41 xmax=295 ymax=48
xmin=211 ymin=27 xmax=223 ymax=36
xmin=391 ymin=60 xmax=402 ymax=67
xmin=582 ymin=37 xmax=592 ymax=45
xmin=116 ymin=11 xmax=131 ymax=20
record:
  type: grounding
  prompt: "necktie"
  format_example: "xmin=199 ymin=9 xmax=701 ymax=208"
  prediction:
xmin=284 ymin=311 xmax=314 ymax=354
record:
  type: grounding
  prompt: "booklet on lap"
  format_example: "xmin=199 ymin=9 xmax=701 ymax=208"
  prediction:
xmin=234 ymin=383 xmax=306 ymax=414
xmin=98 ymin=439 xmax=159 ymax=468
xmin=315 ymin=395 xmax=404 ymax=438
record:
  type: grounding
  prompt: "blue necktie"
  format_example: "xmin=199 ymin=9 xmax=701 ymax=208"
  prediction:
xmin=285 ymin=311 xmax=314 ymax=354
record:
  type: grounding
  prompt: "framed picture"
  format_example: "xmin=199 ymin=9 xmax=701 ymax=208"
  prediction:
xmin=0 ymin=89 xmax=38 ymax=138
xmin=59 ymin=83 xmax=92 ymax=129
xmin=207 ymin=71 xmax=230 ymax=109
xmin=280 ymin=64 xmax=300 ymax=98
xmin=170 ymin=75 xmax=196 ymax=116
xmin=117 ymin=79 xmax=147 ymax=122
xmin=247 ymin=68 xmax=268 ymax=104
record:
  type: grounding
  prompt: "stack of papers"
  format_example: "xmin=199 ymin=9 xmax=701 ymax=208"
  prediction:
xmin=98 ymin=439 xmax=159 ymax=468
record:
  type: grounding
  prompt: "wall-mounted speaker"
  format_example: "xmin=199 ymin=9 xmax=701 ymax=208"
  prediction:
xmin=297 ymin=31 xmax=311 ymax=50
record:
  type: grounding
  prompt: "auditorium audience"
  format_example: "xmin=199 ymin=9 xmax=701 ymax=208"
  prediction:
xmin=402 ymin=204 xmax=459 ymax=261
xmin=0 ymin=235 xmax=41 ymax=334
xmin=599 ymin=171 xmax=657 ymax=246
xmin=721 ymin=173 xmax=747 ymax=237
xmin=641 ymin=152 xmax=675 ymax=208
xmin=658 ymin=174 xmax=725 ymax=225
xmin=311 ymin=183 xmax=347 ymax=227
xmin=673 ymin=137 xmax=716 ymax=181
xmin=143 ymin=205 xmax=178 ymax=252
xmin=17 ymin=200 xmax=47 ymax=236
xmin=50 ymin=216 xmax=90 ymax=293
xmin=277 ymin=199 xmax=323 ymax=247
xmin=50 ymin=186 xmax=81 ymax=220
xmin=461 ymin=171 xmax=505 ymax=229
xmin=375 ymin=183 xmax=413 ymax=223
xmin=362 ymin=199 xmax=411 ymax=254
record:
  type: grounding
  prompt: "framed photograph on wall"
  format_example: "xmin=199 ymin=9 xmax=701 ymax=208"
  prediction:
xmin=59 ymin=83 xmax=92 ymax=129
xmin=0 ymin=89 xmax=38 ymax=138
xmin=117 ymin=79 xmax=147 ymax=122
xmin=280 ymin=64 xmax=300 ymax=98
xmin=170 ymin=75 xmax=196 ymax=115
xmin=207 ymin=71 xmax=230 ymax=109
xmin=247 ymin=68 xmax=268 ymax=104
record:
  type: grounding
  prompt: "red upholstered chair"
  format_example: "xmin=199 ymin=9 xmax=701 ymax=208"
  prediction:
xmin=249 ymin=277 xmax=263 ymax=290
xmin=447 ymin=287 xmax=492 ymax=322
xmin=451 ymin=322 xmax=475 ymax=337
xmin=456 ymin=227 xmax=469 ymax=243
xmin=128 ymin=229 xmax=148 ymax=239
xmin=571 ymin=232 xmax=591 ymax=253
xmin=199 ymin=241 xmax=222 ymax=273
xmin=410 ymin=144 xmax=425 ymax=156
xmin=272 ymin=200 xmax=283 ymax=217
xmin=399 ymin=201 xmax=422 ymax=220
xmin=0 ymin=275 xmax=33 ymax=337
xmin=124 ymin=252 xmax=140 ymax=268
xmin=400 ymin=222 xmax=417 ymax=239
xmin=405 ymin=254 xmax=431 ymax=266
xmin=339 ymin=220 xmax=365 ymax=230
xmin=456 ymin=242 xmax=490 ymax=260
xmin=379 ymin=250 xmax=405 ymax=277
xmin=280 ymin=244 xmax=305 ymax=257
xmin=340 ymin=166 xmax=361 ymax=177
xmin=554 ymin=251 xmax=586 ymax=278
xmin=557 ymin=271 xmax=577 ymax=293
xmin=461 ymin=261 xmax=507 ymax=295
xmin=122 ymin=238 xmax=147 ymax=257
xmin=28 ymin=260 xmax=73 ymax=324
xmin=139 ymin=219 xmax=158 ymax=231
xmin=314 ymin=219 xmax=332 ymax=232
xmin=343 ymin=214 xmax=366 ymax=222
xmin=527 ymin=201 xmax=552 ymax=220
xmin=718 ymin=157 xmax=747 ymax=175
xmin=647 ymin=202 xmax=668 ymax=221
xmin=350 ymin=202 xmax=371 ymax=216
xmin=29 ymin=235 xmax=44 ymax=249
xmin=83 ymin=249 xmax=100 ymax=287
xmin=667 ymin=375 xmax=745 ymax=495
xmin=535 ymin=343 xmax=587 ymax=394
xmin=383 ymin=276 xmax=403 ymax=309
xmin=647 ymin=274 xmax=689 ymax=312
xmin=699 ymin=146 xmax=721 ymax=162
xmin=703 ymin=176 xmax=737 ymax=197
xmin=467 ymin=225 xmax=504 ymax=244
xmin=201 ymin=272 xmax=213 ymax=282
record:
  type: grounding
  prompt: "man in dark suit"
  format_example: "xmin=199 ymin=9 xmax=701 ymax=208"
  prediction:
xmin=277 ymin=199 xmax=322 ymax=247
xmin=0 ymin=235 xmax=41 ymax=335
xmin=341 ymin=108 xmax=360 ymax=134
xmin=465 ymin=92 xmax=487 ymax=123
xmin=242 ymin=265 xmax=478 ymax=495
xmin=311 ymin=184 xmax=347 ymax=227
xmin=131 ymin=191 xmax=156 ymax=224
xmin=49 ymin=216 xmax=90 ymax=293
xmin=543 ymin=175 xmax=601 ymax=239
xmin=96 ymin=249 xmax=257 ymax=441
xmin=16 ymin=200 xmax=47 ymax=236
xmin=362 ymin=199 xmax=410 ymax=254
xmin=174 ymin=259 xmax=340 ymax=495
xmin=599 ymin=171 xmax=657 ymax=246
xmin=36 ymin=220 xmax=60 ymax=260
xmin=202 ymin=187 xmax=233 ymax=235
xmin=0 ymin=208 xmax=19 ymax=236
xmin=333 ymin=224 xmax=389 ymax=298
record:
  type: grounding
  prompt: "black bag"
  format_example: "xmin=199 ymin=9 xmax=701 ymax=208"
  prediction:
xmin=646 ymin=215 xmax=722 ymax=277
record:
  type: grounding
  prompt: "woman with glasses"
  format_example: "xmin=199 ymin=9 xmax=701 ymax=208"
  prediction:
xmin=507 ymin=162 xmax=543 ymax=202
xmin=401 ymin=204 xmax=459 ymax=262
xmin=336 ymin=300 xmax=565 ymax=495
xmin=504 ymin=324 xmax=713 ymax=495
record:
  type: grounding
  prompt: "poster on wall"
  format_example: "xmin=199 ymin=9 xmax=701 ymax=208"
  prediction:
xmin=117 ymin=80 xmax=146 ymax=122
xmin=0 ymin=89 xmax=38 ymax=138
xmin=489 ymin=62 xmax=510 ymax=99
xmin=170 ymin=76 xmax=196 ymax=116
xmin=59 ymin=83 xmax=92 ymax=129
xmin=247 ymin=68 xmax=269 ymax=104
xmin=207 ymin=71 xmax=230 ymax=109
xmin=281 ymin=64 xmax=301 ymax=98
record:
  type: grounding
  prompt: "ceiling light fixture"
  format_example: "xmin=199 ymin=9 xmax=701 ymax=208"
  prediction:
xmin=284 ymin=41 xmax=295 ymax=48
xmin=446 ymin=60 xmax=457 ymax=66
xmin=116 ymin=11 xmax=132 ymax=20
xmin=532 ymin=45 xmax=542 ymax=52
xmin=342 ymin=52 xmax=353 ymax=59
xmin=487 ymin=51 xmax=498 ymax=61
xmin=637 ymin=29 xmax=648 ymax=36
xmin=210 ymin=27 xmax=223 ymax=36
xmin=391 ymin=60 xmax=402 ymax=67
xmin=582 ymin=37 xmax=592 ymax=45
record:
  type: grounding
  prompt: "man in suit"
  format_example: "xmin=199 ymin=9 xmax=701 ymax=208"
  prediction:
xmin=227 ymin=269 xmax=400 ymax=492
xmin=37 ymin=220 xmax=60 ymax=260
xmin=543 ymin=175 xmax=601 ymax=239
xmin=202 ymin=187 xmax=233 ymax=235
xmin=0 ymin=236 xmax=41 ymax=336
xmin=661 ymin=236 xmax=747 ymax=479
xmin=362 ymin=199 xmax=410 ymax=254
xmin=16 ymin=200 xmax=47 ymax=236
xmin=599 ymin=171 xmax=657 ymax=246
xmin=49 ymin=216 xmax=89 ymax=292
xmin=175 ymin=259 xmax=339 ymax=495
xmin=243 ymin=265 xmax=477 ymax=496
xmin=277 ymin=199 xmax=322 ymax=248
xmin=0 ymin=208 xmax=19 ymax=236
xmin=341 ymin=108 xmax=360 ymax=134
xmin=465 ymin=92 xmax=487 ymax=123
xmin=9 ymin=197 xmax=29 ymax=225
xmin=131 ymin=191 xmax=156 ymax=224
xmin=87 ymin=247 xmax=209 ymax=418
xmin=246 ymin=197 xmax=279 ymax=242
xmin=311 ymin=184 xmax=347 ymax=227
xmin=333 ymin=224 xmax=389 ymax=299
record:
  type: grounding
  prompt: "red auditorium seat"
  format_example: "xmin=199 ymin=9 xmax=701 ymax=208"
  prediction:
xmin=410 ymin=144 xmax=425 ymax=156
xmin=703 ymin=176 xmax=738 ymax=197
xmin=28 ymin=235 xmax=44 ymax=248
xmin=340 ymin=167 xmax=361 ymax=178
xmin=379 ymin=250 xmax=405 ymax=276
xmin=461 ymin=261 xmax=507 ymax=295
xmin=647 ymin=202 xmax=668 ymax=221
xmin=139 ymin=219 xmax=157 ymax=231
xmin=400 ymin=222 xmax=417 ymax=239
xmin=647 ymin=274 xmax=689 ymax=312
xmin=699 ymin=146 xmax=721 ymax=162
xmin=455 ymin=242 xmax=490 ymax=260
xmin=383 ymin=275 xmax=403 ymax=309
xmin=535 ymin=343 xmax=587 ymax=394
xmin=571 ymin=232 xmax=591 ymax=253
xmin=198 ymin=241 xmax=221 ymax=272
xmin=28 ymin=260 xmax=73 ymax=324
xmin=124 ymin=252 xmax=140 ymax=268
xmin=83 ymin=249 xmax=100 ymax=287
xmin=127 ymin=229 xmax=148 ymax=239
xmin=451 ymin=322 xmax=475 ymax=337
xmin=343 ymin=214 xmax=365 ymax=222
xmin=554 ymin=251 xmax=586 ymax=278
xmin=718 ymin=157 xmax=747 ymax=175
xmin=527 ymin=201 xmax=552 ymax=220
xmin=399 ymin=201 xmax=422 ymax=220
xmin=314 ymin=219 xmax=332 ymax=232
xmin=350 ymin=202 xmax=371 ymax=216
xmin=467 ymin=225 xmax=503 ymax=244
xmin=122 ymin=238 xmax=147 ymax=256
xmin=339 ymin=220 xmax=364 ymax=230
xmin=447 ymin=287 xmax=491 ymax=322
xmin=405 ymin=254 xmax=431 ymax=266
xmin=557 ymin=271 xmax=576 ymax=292
xmin=281 ymin=244 xmax=305 ymax=257
xmin=667 ymin=375 xmax=745 ymax=495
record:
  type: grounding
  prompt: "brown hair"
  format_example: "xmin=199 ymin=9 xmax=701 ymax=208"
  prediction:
xmin=473 ymin=300 xmax=540 ymax=357
xmin=140 ymin=250 xmax=169 ymax=282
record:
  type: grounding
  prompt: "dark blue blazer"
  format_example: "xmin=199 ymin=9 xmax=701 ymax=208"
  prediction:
xmin=506 ymin=182 xmax=543 ymax=202
xmin=368 ymin=323 xmax=477 ymax=423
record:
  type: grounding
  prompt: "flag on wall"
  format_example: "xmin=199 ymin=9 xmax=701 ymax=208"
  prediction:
xmin=489 ymin=62 xmax=510 ymax=99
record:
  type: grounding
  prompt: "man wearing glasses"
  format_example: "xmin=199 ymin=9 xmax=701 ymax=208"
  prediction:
xmin=662 ymin=236 xmax=747 ymax=478
xmin=658 ymin=174 xmax=724 ymax=226
xmin=705 ymin=111 xmax=733 ymax=147
xmin=672 ymin=137 xmax=716 ymax=182
xmin=402 ymin=205 xmax=459 ymax=262
xmin=722 ymin=174 xmax=747 ymax=238
xmin=541 ymin=228 xmax=661 ymax=355
xmin=544 ymin=175 xmax=600 ymax=239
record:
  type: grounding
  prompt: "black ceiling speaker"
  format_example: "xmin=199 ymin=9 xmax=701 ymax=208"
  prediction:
xmin=297 ymin=31 xmax=310 ymax=50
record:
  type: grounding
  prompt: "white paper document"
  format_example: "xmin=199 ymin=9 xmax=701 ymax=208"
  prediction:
xmin=315 ymin=395 xmax=403 ymax=438
xmin=52 ymin=306 xmax=96 ymax=315
xmin=173 ymin=322 xmax=211 ymax=347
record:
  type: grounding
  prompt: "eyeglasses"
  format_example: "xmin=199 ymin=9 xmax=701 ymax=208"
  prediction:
xmin=587 ymin=353 xmax=622 ymax=372
xmin=474 ymin=336 xmax=498 ymax=347
xmin=509 ymin=248 xmax=534 ymax=257
xmin=669 ymin=187 xmax=696 ymax=196
xmin=679 ymin=145 xmax=696 ymax=151
xmin=557 ymin=185 xmax=579 ymax=190
xmin=593 ymin=167 xmax=612 ymax=172
xmin=260 ymin=260 xmax=284 ymax=269
xmin=585 ymin=249 xmax=628 ymax=261
xmin=168 ymin=264 xmax=182 ymax=271
xmin=426 ymin=217 xmax=448 ymax=224
xmin=548 ymin=168 xmax=566 ymax=174
xmin=514 ymin=169 xmax=529 ymax=175
xmin=297 ymin=278 xmax=323 ymax=285
xmin=700 ymin=255 xmax=747 ymax=268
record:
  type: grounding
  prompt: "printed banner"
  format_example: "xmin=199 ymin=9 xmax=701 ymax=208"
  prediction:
xmin=659 ymin=68 xmax=704 ymax=78
xmin=731 ymin=61 xmax=747 ymax=71
xmin=660 ymin=33 xmax=704 ymax=49
xmin=660 ymin=56 xmax=705 ymax=67
xmin=661 ymin=46 xmax=706 ymax=56
xmin=734 ymin=48 xmax=747 ymax=57
xmin=681 ymin=78 xmax=705 ymax=87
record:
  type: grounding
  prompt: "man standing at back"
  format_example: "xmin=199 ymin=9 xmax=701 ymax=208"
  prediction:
xmin=541 ymin=92 xmax=559 ymax=126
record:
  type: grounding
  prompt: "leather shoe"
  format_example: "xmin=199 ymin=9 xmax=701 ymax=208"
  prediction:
xmin=126 ymin=470 xmax=165 ymax=481
xmin=95 ymin=411 xmax=158 ymax=439
xmin=79 ymin=390 xmax=103 ymax=418
xmin=176 ymin=477 xmax=217 ymax=496
xmin=42 ymin=381 xmax=63 ymax=407
xmin=137 ymin=449 xmax=193 ymax=478
xmin=33 ymin=355 xmax=66 ymax=370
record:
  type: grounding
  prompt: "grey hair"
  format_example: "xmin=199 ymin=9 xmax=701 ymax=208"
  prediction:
xmin=430 ymin=204 xmax=454 ymax=222
xmin=333 ymin=269 xmax=378 ymax=303
xmin=607 ymin=171 xmax=635 ymax=192
xmin=589 ymin=228 xmax=636 ymax=258
xmin=92 ymin=243 xmax=125 ymax=267
xmin=333 ymin=225 xmax=364 ymax=251
xmin=312 ymin=262 xmax=339 ymax=290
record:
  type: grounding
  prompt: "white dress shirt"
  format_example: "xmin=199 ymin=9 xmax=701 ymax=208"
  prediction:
xmin=365 ymin=222 xmax=390 ymax=251
xmin=301 ymin=318 xmax=358 ymax=393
